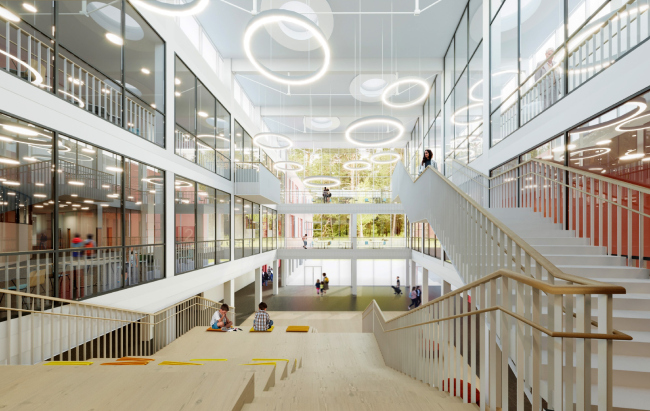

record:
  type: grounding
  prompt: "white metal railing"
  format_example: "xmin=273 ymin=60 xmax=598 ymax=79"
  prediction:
xmin=446 ymin=159 xmax=490 ymax=207
xmin=391 ymin=161 xmax=631 ymax=409
xmin=497 ymin=0 xmax=650 ymax=137
xmin=0 ymin=19 xmax=53 ymax=88
xmin=282 ymin=189 xmax=393 ymax=204
xmin=0 ymin=292 xmax=231 ymax=365
xmin=362 ymin=269 xmax=630 ymax=411
xmin=488 ymin=158 xmax=650 ymax=268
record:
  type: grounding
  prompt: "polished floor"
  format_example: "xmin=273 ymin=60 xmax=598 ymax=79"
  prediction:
xmin=234 ymin=282 xmax=441 ymax=325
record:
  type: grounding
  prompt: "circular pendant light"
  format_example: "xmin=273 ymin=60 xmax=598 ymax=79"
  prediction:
xmin=342 ymin=160 xmax=371 ymax=171
xmin=0 ymin=49 xmax=43 ymax=85
xmin=615 ymin=112 xmax=650 ymax=132
xmin=253 ymin=133 xmax=293 ymax=150
xmin=130 ymin=0 xmax=208 ymax=16
xmin=381 ymin=77 xmax=430 ymax=109
xmin=370 ymin=151 xmax=401 ymax=164
xmin=274 ymin=161 xmax=304 ymax=172
xmin=571 ymin=99 xmax=646 ymax=134
xmin=244 ymin=9 xmax=331 ymax=86
xmin=302 ymin=175 xmax=341 ymax=188
xmin=345 ymin=115 xmax=405 ymax=147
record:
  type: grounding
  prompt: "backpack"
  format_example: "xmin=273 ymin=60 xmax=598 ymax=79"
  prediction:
xmin=410 ymin=291 xmax=417 ymax=299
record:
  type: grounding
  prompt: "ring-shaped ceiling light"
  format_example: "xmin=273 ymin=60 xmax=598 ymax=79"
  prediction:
xmin=450 ymin=103 xmax=484 ymax=125
xmin=370 ymin=151 xmax=402 ymax=164
xmin=0 ymin=49 xmax=43 ymax=85
xmin=302 ymin=175 xmax=341 ymax=188
xmin=130 ymin=0 xmax=208 ymax=16
xmin=615 ymin=112 xmax=650 ymax=132
xmin=142 ymin=177 xmax=164 ymax=186
xmin=253 ymin=133 xmax=293 ymax=150
xmin=274 ymin=161 xmax=304 ymax=172
xmin=174 ymin=180 xmax=193 ymax=189
xmin=244 ymin=9 xmax=331 ymax=86
xmin=469 ymin=70 xmax=519 ymax=102
xmin=568 ymin=147 xmax=611 ymax=160
xmin=570 ymin=99 xmax=647 ymax=134
xmin=342 ymin=160 xmax=372 ymax=171
xmin=381 ymin=77 xmax=430 ymax=109
xmin=345 ymin=115 xmax=405 ymax=147
xmin=197 ymin=134 xmax=231 ymax=145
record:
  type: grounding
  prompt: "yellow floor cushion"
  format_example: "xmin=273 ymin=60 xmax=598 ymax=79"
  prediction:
xmin=249 ymin=326 xmax=275 ymax=332
xmin=206 ymin=327 xmax=228 ymax=332
xmin=286 ymin=326 xmax=310 ymax=332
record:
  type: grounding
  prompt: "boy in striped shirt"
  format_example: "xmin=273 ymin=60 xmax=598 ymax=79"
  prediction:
xmin=253 ymin=302 xmax=273 ymax=331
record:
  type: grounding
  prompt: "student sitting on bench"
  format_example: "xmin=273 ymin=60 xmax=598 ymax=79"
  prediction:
xmin=211 ymin=303 xmax=233 ymax=329
xmin=253 ymin=302 xmax=273 ymax=331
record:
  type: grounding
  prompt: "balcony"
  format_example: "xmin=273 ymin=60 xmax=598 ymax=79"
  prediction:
xmin=234 ymin=162 xmax=281 ymax=205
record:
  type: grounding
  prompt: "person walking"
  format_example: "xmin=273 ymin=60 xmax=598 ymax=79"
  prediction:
xmin=408 ymin=287 xmax=417 ymax=310
xmin=303 ymin=234 xmax=308 ymax=249
xmin=322 ymin=273 xmax=329 ymax=295
xmin=262 ymin=270 xmax=268 ymax=287
xmin=416 ymin=285 xmax=422 ymax=307
xmin=420 ymin=149 xmax=436 ymax=173
xmin=315 ymin=279 xmax=321 ymax=295
xmin=391 ymin=276 xmax=402 ymax=295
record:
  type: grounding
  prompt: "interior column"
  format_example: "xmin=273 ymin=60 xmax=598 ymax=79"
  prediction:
xmin=254 ymin=267 xmax=262 ymax=308
xmin=421 ymin=267 xmax=429 ymax=304
xmin=351 ymin=258 xmax=358 ymax=296
xmin=272 ymin=259 xmax=279 ymax=295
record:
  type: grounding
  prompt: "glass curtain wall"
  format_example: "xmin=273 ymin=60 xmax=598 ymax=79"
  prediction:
xmin=234 ymin=121 xmax=276 ymax=177
xmin=0 ymin=111 xmax=164 ymax=311
xmin=423 ymin=223 xmax=442 ymax=259
xmin=409 ymin=222 xmax=423 ymax=253
xmin=357 ymin=214 xmax=405 ymax=248
xmin=234 ymin=196 xmax=265 ymax=259
xmin=174 ymin=55 xmax=231 ymax=180
xmin=490 ymin=0 xmax=650 ymax=146
xmin=0 ymin=1 xmax=165 ymax=146
xmin=262 ymin=206 xmax=277 ymax=252
xmin=442 ymin=0 xmax=484 ymax=167
xmin=174 ymin=176 xmax=230 ymax=274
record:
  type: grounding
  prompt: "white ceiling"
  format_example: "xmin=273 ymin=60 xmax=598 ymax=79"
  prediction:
xmin=198 ymin=0 xmax=468 ymax=147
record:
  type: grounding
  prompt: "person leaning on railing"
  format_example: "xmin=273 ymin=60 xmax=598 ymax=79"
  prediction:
xmin=534 ymin=48 xmax=559 ymax=110
xmin=419 ymin=149 xmax=436 ymax=174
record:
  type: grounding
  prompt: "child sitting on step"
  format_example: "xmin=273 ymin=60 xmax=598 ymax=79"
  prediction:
xmin=253 ymin=302 xmax=273 ymax=331
xmin=211 ymin=303 xmax=233 ymax=329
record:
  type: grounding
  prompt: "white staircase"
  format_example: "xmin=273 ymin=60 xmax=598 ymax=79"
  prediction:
xmin=489 ymin=208 xmax=650 ymax=411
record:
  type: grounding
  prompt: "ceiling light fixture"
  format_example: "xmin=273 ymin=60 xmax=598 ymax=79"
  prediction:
xmin=571 ymin=99 xmax=647 ymax=134
xmin=273 ymin=161 xmax=304 ymax=172
xmin=0 ymin=156 xmax=20 ymax=165
xmin=22 ymin=3 xmax=37 ymax=13
xmin=68 ymin=181 xmax=84 ymax=186
xmin=0 ymin=52 xmax=40 ymax=86
xmin=370 ymin=151 xmax=402 ymax=164
xmin=619 ymin=152 xmax=645 ymax=161
xmin=596 ymin=139 xmax=612 ymax=145
xmin=175 ymin=91 xmax=181 ymax=97
xmin=381 ymin=77 xmax=430 ymax=109
xmin=345 ymin=115 xmax=405 ymax=147
xmin=253 ymin=133 xmax=293 ymax=150
xmin=342 ymin=160 xmax=372 ymax=171
xmin=2 ymin=124 xmax=39 ymax=136
xmin=106 ymin=166 xmax=123 ymax=172
xmin=3 ymin=181 xmax=20 ymax=186
xmin=105 ymin=32 xmax=124 ymax=45
xmin=0 ymin=6 xmax=20 ymax=22
xmin=615 ymin=112 xmax=650 ymax=132
xmin=141 ymin=68 xmax=150 ymax=75
xmin=568 ymin=147 xmax=611 ymax=160
xmin=142 ymin=177 xmax=164 ymax=185
xmin=449 ymin=103 xmax=484 ymax=125
xmin=198 ymin=111 xmax=208 ymax=118
xmin=130 ymin=0 xmax=208 ymax=16
xmin=244 ymin=9 xmax=331 ymax=86
xmin=469 ymin=70 xmax=519 ymax=102
xmin=302 ymin=175 xmax=341 ymax=188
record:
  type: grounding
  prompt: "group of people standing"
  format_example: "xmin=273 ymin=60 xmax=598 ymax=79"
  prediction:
xmin=262 ymin=267 xmax=273 ymax=287
xmin=408 ymin=286 xmax=423 ymax=310
xmin=315 ymin=273 xmax=329 ymax=295
xmin=322 ymin=187 xmax=332 ymax=203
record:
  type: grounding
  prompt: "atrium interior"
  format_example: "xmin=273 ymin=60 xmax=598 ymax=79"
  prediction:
xmin=0 ymin=0 xmax=649 ymax=410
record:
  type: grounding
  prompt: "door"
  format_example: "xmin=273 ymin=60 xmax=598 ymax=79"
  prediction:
xmin=304 ymin=266 xmax=322 ymax=286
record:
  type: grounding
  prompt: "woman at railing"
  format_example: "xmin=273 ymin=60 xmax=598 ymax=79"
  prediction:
xmin=419 ymin=149 xmax=436 ymax=175
xmin=534 ymin=48 xmax=560 ymax=111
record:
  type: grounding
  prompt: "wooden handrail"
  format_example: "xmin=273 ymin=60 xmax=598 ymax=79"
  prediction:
xmin=385 ymin=268 xmax=626 ymax=324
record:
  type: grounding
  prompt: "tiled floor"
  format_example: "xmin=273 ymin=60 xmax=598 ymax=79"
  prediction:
xmin=235 ymin=282 xmax=441 ymax=325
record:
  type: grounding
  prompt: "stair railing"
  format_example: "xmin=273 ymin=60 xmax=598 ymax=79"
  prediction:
xmin=391 ymin=161 xmax=631 ymax=411
xmin=0 ymin=290 xmax=230 ymax=365
xmin=475 ymin=158 xmax=650 ymax=268
xmin=363 ymin=269 xmax=630 ymax=411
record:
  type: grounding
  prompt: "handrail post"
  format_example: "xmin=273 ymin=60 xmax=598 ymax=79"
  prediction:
xmin=598 ymin=294 xmax=613 ymax=410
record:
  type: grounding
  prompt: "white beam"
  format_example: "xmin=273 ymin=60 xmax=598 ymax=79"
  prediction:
xmin=261 ymin=105 xmax=422 ymax=117
xmin=232 ymin=58 xmax=443 ymax=74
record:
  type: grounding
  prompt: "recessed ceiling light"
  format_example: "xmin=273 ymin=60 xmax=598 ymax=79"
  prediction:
xmin=100 ymin=204 xmax=109 ymax=207
xmin=82 ymin=148 xmax=95 ymax=153
xmin=149 ymin=190 xmax=156 ymax=193
xmin=102 ymin=184 xmax=110 ymax=188
xmin=620 ymin=153 xmax=645 ymax=161
xmin=7 ymin=192 xmax=16 ymax=195
xmin=2 ymin=124 xmax=39 ymax=136
xmin=81 ymin=207 xmax=89 ymax=210
xmin=175 ymin=78 xmax=181 ymax=85
xmin=68 ymin=181 xmax=84 ymax=186
xmin=35 ymin=183 xmax=44 ymax=186
xmin=22 ymin=3 xmax=37 ymax=13
xmin=34 ymin=205 xmax=43 ymax=208
xmin=23 ymin=156 xmax=38 ymax=162
xmin=0 ymin=157 xmax=20 ymax=165
xmin=141 ymin=68 xmax=150 ymax=75
xmin=175 ymin=92 xmax=181 ymax=97
xmin=108 ymin=194 xmax=119 ymax=198
xmin=136 ymin=201 xmax=142 ymax=205
xmin=34 ymin=194 xmax=47 ymax=198
xmin=151 ymin=103 xmax=157 ymax=109
xmin=3 ymin=181 xmax=20 ymax=186
xmin=198 ymin=111 xmax=208 ymax=118
xmin=588 ymin=167 xmax=602 ymax=171
xmin=106 ymin=166 xmax=123 ymax=172
xmin=71 ymin=194 xmax=78 ymax=197
xmin=596 ymin=140 xmax=612 ymax=145
xmin=0 ymin=6 xmax=20 ymax=22
xmin=105 ymin=32 xmax=124 ymax=46
xmin=83 ymin=200 xmax=93 ymax=203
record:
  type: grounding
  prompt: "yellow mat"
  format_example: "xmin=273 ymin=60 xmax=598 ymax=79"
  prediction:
xmin=252 ymin=358 xmax=289 ymax=362
xmin=249 ymin=326 xmax=275 ymax=332
xmin=286 ymin=326 xmax=310 ymax=332
xmin=240 ymin=362 xmax=277 ymax=366
xmin=43 ymin=361 xmax=93 ymax=366
xmin=158 ymin=361 xmax=203 ymax=366
xmin=190 ymin=359 xmax=228 ymax=362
